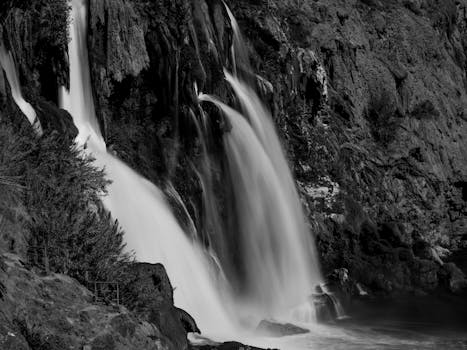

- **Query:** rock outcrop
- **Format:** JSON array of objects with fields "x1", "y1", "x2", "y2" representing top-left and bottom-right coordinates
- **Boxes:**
[
  {"x1": 121, "y1": 263, "x2": 200, "y2": 350},
  {"x1": 0, "y1": 253, "x2": 172, "y2": 350}
]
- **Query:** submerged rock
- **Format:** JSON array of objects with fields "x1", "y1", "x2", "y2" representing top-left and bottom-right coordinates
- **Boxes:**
[
  {"x1": 256, "y1": 320, "x2": 309, "y2": 337},
  {"x1": 193, "y1": 341, "x2": 275, "y2": 350}
]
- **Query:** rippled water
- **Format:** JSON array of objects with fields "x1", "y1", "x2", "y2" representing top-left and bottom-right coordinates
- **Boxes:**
[
  {"x1": 282, "y1": 323, "x2": 467, "y2": 350},
  {"x1": 192, "y1": 320, "x2": 467, "y2": 350}
]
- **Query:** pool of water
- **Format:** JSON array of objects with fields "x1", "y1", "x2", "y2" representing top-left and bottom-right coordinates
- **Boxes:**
[
  {"x1": 266, "y1": 321, "x2": 467, "y2": 350},
  {"x1": 192, "y1": 321, "x2": 467, "y2": 350},
  {"x1": 192, "y1": 295, "x2": 467, "y2": 349}
]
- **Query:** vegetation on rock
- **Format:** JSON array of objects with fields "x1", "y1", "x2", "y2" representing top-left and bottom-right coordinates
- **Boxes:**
[{"x1": 0, "y1": 120, "x2": 131, "y2": 284}]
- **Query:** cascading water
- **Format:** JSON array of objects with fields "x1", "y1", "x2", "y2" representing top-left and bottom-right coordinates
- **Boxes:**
[
  {"x1": 188, "y1": 105, "x2": 226, "y2": 251},
  {"x1": 197, "y1": 3, "x2": 322, "y2": 323},
  {"x1": 199, "y1": 93, "x2": 319, "y2": 321},
  {"x1": 59, "y1": 0, "x2": 236, "y2": 337},
  {"x1": 223, "y1": 3, "x2": 250, "y2": 78},
  {"x1": 0, "y1": 42, "x2": 43, "y2": 135},
  {"x1": 59, "y1": 0, "x2": 323, "y2": 344}
]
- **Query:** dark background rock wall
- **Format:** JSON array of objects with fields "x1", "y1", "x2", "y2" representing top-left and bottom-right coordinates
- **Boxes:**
[{"x1": 229, "y1": 0, "x2": 467, "y2": 295}]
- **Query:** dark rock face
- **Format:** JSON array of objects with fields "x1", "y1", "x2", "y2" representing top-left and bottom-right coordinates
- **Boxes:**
[
  {"x1": 313, "y1": 292, "x2": 339, "y2": 323},
  {"x1": 0, "y1": 254, "x2": 170, "y2": 350},
  {"x1": 86, "y1": 0, "x2": 232, "y2": 244},
  {"x1": 227, "y1": 0, "x2": 467, "y2": 296},
  {"x1": 0, "y1": 0, "x2": 73, "y2": 137},
  {"x1": 83, "y1": 0, "x2": 467, "y2": 297},
  {"x1": 87, "y1": 0, "x2": 229, "y2": 178}
]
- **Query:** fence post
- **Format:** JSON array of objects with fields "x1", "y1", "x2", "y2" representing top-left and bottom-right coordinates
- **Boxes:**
[{"x1": 43, "y1": 243, "x2": 50, "y2": 274}]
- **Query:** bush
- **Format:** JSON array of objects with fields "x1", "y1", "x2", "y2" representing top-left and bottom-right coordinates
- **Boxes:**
[
  {"x1": 0, "y1": 121, "x2": 131, "y2": 283},
  {"x1": 0, "y1": 123, "x2": 31, "y2": 254}
]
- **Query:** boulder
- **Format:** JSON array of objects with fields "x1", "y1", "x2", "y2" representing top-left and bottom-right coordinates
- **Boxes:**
[
  {"x1": 194, "y1": 341, "x2": 276, "y2": 350},
  {"x1": 256, "y1": 320, "x2": 309, "y2": 337},
  {"x1": 121, "y1": 262, "x2": 199, "y2": 350}
]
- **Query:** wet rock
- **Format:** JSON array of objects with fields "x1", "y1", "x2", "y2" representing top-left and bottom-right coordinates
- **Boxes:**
[
  {"x1": 312, "y1": 285, "x2": 339, "y2": 323},
  {"x1": 176, "y1": 307, "x2": 200, "y2": 334},
  {"x1": 413, "y1": 258, "x2": 439, "y2": 291},
  {"x1": 313, "y1": 294, "x2": 338, "y2": 323},
  {"x1": 34, "y1": 99, "x2": 78, "y2": 142},
  {"x1": 325, "y1": 268, "x2": 369, "y2": 309},
  {"x1": 413, "y1": 241, "x2": 433, "y2": 260},
  {"x1": 439, "y1": 263, "x2": 467, "y2": 294},
  {"x1": 256, "y1": 320, "x2": 309, "y2": 337}
]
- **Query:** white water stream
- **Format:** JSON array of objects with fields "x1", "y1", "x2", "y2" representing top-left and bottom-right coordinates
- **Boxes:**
[{"x1": 59, "y1": 0, "x2": 236, "y2": 337}]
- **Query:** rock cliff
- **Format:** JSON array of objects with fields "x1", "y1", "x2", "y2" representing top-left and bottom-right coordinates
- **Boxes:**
[
  {"x1": 82, "y1": 0, "x2": 467, "y2": 295},
  {"x1": 222, "y1": 0, "x2": 467, "y2": 295},
  {"x1": 1, "y1": 0, "x2": 466, "y2": 319}
]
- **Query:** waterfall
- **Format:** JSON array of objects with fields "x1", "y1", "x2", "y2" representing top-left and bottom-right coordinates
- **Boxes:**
[
  {"x1": 0, "y1": 42, "x2": 43, "y2": 135},
  {"x1": 59, "y1": 0, "x2": 236, "y2": 336},
  {"x1": 199, "y1": 93, "x2": 319, "y2": 320},
  {"x1": 58, "y1": 0, "x2": 321, "y2": 340},
  {"x1": 223, "y1": 2, "x2": 250, "y2": 78},
  {"x1": 197, "y1": 4, "x2": 322, "y2": 322}
]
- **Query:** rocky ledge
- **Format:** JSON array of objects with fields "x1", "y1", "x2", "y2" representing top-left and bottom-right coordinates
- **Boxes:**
[
  {"x1": 0, "y1": 253, "x2": 269, "y2": 350},
  {"x1": 0, "y1": 253, "x2": 191, "y2": 350}
]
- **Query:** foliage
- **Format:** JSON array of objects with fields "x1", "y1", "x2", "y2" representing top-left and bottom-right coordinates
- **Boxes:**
[
  {"x1": 32, "y1": 0, "x2": 70, "y2": 65},
  {"x1": 0, "y1": 124, "x2": 30, "y2": 251},
  {"x1": 0, "y1": 121, "x2": 131, "y2": 283},
  {"x1": 0, "y1": 126, "x2": 27, "y2": 221},
  {"x1": 1, "y1": 0, "x2": 70, "y2": 91}
]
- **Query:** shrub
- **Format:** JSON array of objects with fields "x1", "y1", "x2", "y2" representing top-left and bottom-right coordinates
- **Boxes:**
[
  {"x1": 0, "y1": 123, "x2": 31, "y2": 254},
  {"x1": 0, "y1": 121, "x2": 131, "y2": 283},
  {"x1": 1, "y1": 0, "x2": 69, "y2": 48}
]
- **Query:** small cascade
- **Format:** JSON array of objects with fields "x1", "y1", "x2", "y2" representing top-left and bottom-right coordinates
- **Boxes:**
[
  {"x1": 320, "y1": 284, "x2": 347, "y2": 320},
  {"x1": 188, "y1": 106, "x2": 225, "y2": 252},
  {"x1": 59, "y1": 0, "x2": 237, "y2": 337},
  {"x1": 223, "y1": 2, "x2": 250, "y2": 77},
  {"x1": 0, "y1": 42, "x2": 43, "y2": 135},
  {"x1": 312, "y1": 284, "x2": 348, "y2": 323},
  {"x1": 164, "y1": 181, "x2": 198, "y2": 240}
]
